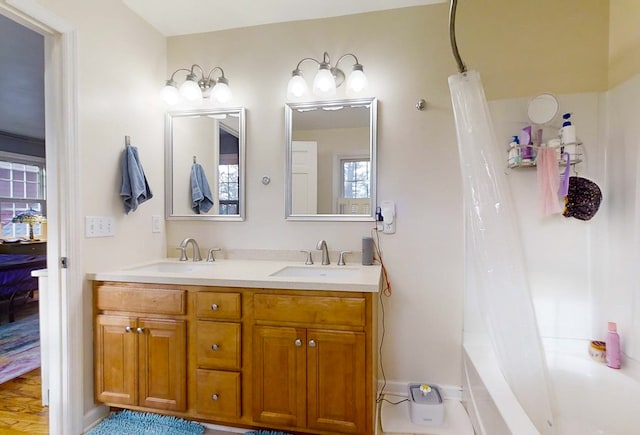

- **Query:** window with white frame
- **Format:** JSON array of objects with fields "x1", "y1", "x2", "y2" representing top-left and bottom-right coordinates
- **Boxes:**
[
  {"x1": 0, "y1": 153, "x2": 46, "y2": 239},
  {"x1": 341, "y1": 157, "x2": 370, "y2": 199}
]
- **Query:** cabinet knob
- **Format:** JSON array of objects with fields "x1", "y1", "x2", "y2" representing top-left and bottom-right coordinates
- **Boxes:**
[
  {"x1": 136, "y1": 327, "x2": 144, "y2": 334},
  {"x1": 211, "y1": 344, "x2": 220, "y2": 351},
  {"x1": 211, "y1": 393, "x2": 219, "y2": 401},
  {"x1": 308, "y1": 339, "x2": 316, "y2": 348},
  {"x1": 125, "y1": 326, "x2": 132, "y2": 333},
  {"x1": 294, "y1": 338, "x2": 302, "y2": 347},
  {"x1": 211, "y1": 303, "x2": 219, "y2": 311}
]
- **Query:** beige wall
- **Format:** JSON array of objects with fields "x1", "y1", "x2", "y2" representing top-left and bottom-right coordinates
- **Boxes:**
[
  {"x1": 609, "y1": 0, "x2": 640, "y2": 87},
  {"x1": 457, "y1": 0, "x2": 609, "y2": 98},
  {"x1": 167, "y1": 4, "x2": 466, "y2": 387}
]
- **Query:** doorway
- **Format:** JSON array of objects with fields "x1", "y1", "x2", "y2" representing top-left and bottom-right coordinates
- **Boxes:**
[
  {"x1": 0, "y1": 2, "x2": 78, "y2": 434},
  {"x1": 0, "y1": 6, "x2": 47, "y2": 373}
]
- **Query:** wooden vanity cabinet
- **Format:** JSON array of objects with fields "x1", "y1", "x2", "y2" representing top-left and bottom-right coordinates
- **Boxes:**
[
  {"x1": 93, "y1": 282, "x2": 378, "y2": 435},
  {"x1": 94, "y1": 284, "x2": 187, "y2": 412},
  {"x1": 252, "y1": 292, "x2": 375, "y2": 435}
]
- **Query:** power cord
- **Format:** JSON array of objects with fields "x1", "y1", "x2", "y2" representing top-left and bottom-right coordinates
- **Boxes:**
[{"x1": 372, "y1": 227, "x2": 395, "y2": 405}]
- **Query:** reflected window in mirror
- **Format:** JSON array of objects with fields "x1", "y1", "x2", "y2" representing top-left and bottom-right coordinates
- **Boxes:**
[
  {"x1": 165, "y1": 108, "x2": 245, "y2": 221},
  {"x1": 285, "y1": 98, "x2": 377, "y2": 221}
]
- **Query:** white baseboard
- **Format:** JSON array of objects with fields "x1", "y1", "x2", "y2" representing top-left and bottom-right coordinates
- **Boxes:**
[{"x1": 83, "y1": 404, "x2": 109, "y2": 433}]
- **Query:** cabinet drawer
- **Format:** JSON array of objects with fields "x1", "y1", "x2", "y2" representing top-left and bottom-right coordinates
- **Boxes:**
[
  {"x1": 95, "y1": 285, "x2": 186, "y2": 315},
  {"x1": 254, "y1": 294, "x2": 365, "y2": 327},
  {"x1": 195, "y1": 369, "x2": 241, "y2": 418},
  {"x1": 195, "y1": 292, "x2": 241, "y2": 320},
  {"x1": 196, "y1": 321, "x2": 241, "y2": 370}
]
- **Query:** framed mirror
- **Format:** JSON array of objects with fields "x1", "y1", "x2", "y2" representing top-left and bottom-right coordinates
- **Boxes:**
[
  {"x1": 165, "y1": 107, "x2": 245, "y2": 221},
  {"x1": 285, "y1": 97, "x2": 377, "y2": 221}
]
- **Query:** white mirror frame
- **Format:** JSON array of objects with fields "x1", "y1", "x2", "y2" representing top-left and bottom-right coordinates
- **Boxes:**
[
  {"x1": 165, "y1": 107, "x2": 246, "y2": 221},
  {"x1": 285, "y1": 97, "x2": 377, "y2": 221}
]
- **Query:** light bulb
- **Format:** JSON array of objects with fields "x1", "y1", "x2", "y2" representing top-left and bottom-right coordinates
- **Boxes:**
[
  {"x1": 179, "y1": 79, "x2": 202, "y2": 101},
  {"x1": 160, "y1": 84, "x2": 180, "y2": 105},
  {"x1": 287, "y1": 71, "x2": 308, "y2": 99},
  {"x1": 210, "y1": 77, "x2": 232, "y2": 103},
  {"x1": 211, "y1": 82, "x2": 232, "y2": 103},
  {"x1": 346, "y1": 67, "x2": 368, "y2": 95},
  {"x1": 312, "y1": 66, "x2": 336, "y2": 97}
]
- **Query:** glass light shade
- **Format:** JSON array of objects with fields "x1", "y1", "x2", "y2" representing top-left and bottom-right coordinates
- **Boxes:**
[
  {"x1": 287, "y1": 74, "x2": 308, "y2": 98},
  {"x1": 312, "y1": 67, "x2": 336, "y2": 97},
  {"x1": 179, "y1": 79, "x2": 202, "y2": 101},
  {"x1": 210, "y1": 81, "x2": 232, "y2": 103},
  {"x1": 160, "y1": 84, "x2": 180, "y2": 105},
  {"x1": 346, "y1": 69, "x2": 368, "y2": 95}
]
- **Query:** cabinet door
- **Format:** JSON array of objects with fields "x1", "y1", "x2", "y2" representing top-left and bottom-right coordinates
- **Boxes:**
[
  {"x1": 307, "y1": 329, "x2": 366, "y2": 434},
  {"x1": 138, "y1": 318, "x2": 187, "y2": 411},
  {"x1": 253, "y1": 325, "x2": 306, "y2": 428},
  {"x1": 95, "y1": 315, "x2": 137, "y2": 406}
]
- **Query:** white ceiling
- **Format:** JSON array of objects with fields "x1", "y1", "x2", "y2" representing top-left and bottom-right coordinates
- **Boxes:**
[{"x1": 123, "y1": 0, "x2": 446, "y2": 36}]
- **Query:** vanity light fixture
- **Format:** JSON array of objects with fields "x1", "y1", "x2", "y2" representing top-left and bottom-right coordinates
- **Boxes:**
[
  {"x1": 287, "y1": 52, "x2": 368, "y2": 99},
  {"x1": 161, "y1": 64, "x2": 232, "y2": 105}
]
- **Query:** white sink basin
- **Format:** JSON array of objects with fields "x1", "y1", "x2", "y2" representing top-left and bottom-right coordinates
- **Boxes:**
[
  {"x1": 127, "y1": 262, "x2": 213, "y2": 273},
  {"x1": 270, "y1": 266, "x2": 359, "y2": 279}
]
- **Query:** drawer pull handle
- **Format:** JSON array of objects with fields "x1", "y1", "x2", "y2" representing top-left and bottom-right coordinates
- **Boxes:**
[
  {"x1": 125, "y1": 326, "x2": 132, "y2": 333},
  {"x1": 211, "y1": 344, "x2": 220, "y2": 351},
  {"x1": 294, "y1": 339, "x2": 302, "y2": 347},
  {"x1": 136, "y1": 327, "x2": 144, "y2": 334},
  {"x1": 211, "y1": 393, "x2": 219, "y2": 401},
  {"x1": 211, "y1": 303, "x2": 219, "y2": 311},
  {"x1": 308, "y1": 339, "x2": 316, "y2": 348}
]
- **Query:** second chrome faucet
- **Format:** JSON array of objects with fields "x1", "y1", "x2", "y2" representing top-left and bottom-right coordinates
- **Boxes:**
[{"x1": 316, "y1": 239, "x2": 330, "y2": 265}]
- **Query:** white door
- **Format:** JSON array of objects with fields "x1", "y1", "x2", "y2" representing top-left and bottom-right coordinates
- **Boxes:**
[{"x1": 291, "y1": 141, "x2": 317, "y2": 214}]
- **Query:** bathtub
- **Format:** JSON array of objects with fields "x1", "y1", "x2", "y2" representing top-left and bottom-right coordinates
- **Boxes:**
[{"x1": 463, "y1": 336, "x2": 640, "y2": 434}]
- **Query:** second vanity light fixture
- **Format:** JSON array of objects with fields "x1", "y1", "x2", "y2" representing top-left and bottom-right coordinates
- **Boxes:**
[
  {"x1": 287, "y1": 51, "x2": 368, "y2": 99},
  {"x1": 161, "y1": 64, "x2": 232, "y2": 105}
]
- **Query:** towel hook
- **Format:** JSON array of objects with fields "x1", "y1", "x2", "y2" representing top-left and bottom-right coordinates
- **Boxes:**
[
  {"x1": 193, "y1": 155, "x2": 197, "y2": 164},
  {"x1": 125, "y1": 136, "x2": 131, "y2": 147}
]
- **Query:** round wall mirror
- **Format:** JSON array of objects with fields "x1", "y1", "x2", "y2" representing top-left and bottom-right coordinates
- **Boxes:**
[{"x1": 527, "y1": 93, "x2": 559, "y2": 125}]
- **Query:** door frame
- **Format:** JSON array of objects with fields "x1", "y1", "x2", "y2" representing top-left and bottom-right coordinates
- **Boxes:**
[{"x1": 1, "y1": 1, "x2": 80, "y2": 434}]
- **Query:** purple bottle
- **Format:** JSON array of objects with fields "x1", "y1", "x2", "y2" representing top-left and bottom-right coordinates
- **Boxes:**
[{"x1": 606, "y1": 322, "x2": 621, "y2": 369}]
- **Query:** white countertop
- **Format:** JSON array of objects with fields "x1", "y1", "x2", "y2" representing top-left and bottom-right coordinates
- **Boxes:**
[{"x1": 87, "y1": 259, "x2": 382, "y2": 292}]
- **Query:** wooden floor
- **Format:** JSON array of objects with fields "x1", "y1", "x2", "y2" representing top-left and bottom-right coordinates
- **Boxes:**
[{"x1": 0, "y1": 368, "x2": 48, "y2": 434}]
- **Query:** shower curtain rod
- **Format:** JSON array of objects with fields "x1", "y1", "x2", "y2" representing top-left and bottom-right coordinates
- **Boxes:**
[{"x1": 449, "y1": 0, "x2": 467, "y2": 74}]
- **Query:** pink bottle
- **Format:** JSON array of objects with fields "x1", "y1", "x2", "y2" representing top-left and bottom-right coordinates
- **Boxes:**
[{"x1": 605, "y1": 322, "x2": 621, "y2": 369}]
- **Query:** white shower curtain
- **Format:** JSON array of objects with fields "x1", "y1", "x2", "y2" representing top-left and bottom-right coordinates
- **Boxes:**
[{"x1": 449, "y1": 71, "x2": 555, "y2": 434}]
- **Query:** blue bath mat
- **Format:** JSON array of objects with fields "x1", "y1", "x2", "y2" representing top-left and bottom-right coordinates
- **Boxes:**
[
  {"x1": 86, "y1": 410, "x2": 205, "y2": 435},
  {"x1": 245, "y1": 431, "x2": 292, "y2": 435}
]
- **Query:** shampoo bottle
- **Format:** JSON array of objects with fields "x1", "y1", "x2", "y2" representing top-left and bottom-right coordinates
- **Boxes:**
[
  {"x1": 605, "y1": 322, "x2": 621, "y2": 369},
  {"x1": 560, "y1": 113, "x2": 576, "y2": 146}
]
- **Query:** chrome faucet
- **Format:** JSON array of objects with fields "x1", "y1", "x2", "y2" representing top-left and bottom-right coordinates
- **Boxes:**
[
  {"x1": 177, "y1": 238, "x2": 202, "y2": 262},
  {"x1": 316, "y1": 239, "x2": 330, "y2": 265}
]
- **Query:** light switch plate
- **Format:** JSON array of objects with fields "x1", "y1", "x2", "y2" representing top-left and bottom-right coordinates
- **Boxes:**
[{"x1": 152, "y1": 215, "x2": 162, "y2": 233}]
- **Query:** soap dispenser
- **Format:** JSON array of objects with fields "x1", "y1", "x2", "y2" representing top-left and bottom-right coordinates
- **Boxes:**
[{"x1": 508, "y1": 136, "x2": 521, "y2": 166}]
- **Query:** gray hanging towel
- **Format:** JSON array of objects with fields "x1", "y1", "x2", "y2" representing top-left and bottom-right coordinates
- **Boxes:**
[
  {"x1": 120, "y1": 145, "x2": 153, "y2": 214},
  {"x1": 191, "y1": 163, "x2": 214, "y2": 214}
]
